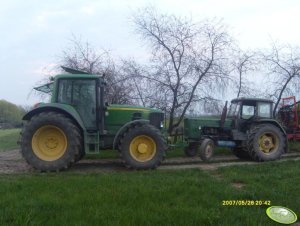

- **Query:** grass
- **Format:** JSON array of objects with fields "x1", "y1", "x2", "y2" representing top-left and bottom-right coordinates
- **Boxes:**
[
  {"x1": 0, "y1": 160, "x2": 299, "y2": 226},
  {"x1": 289, "y1": 140, "x2": 300, "y2": 152},
  {"x1": 0, "y1": 129, "x2": 300, "y2": 225},
  {"x1": 0, "y1": 129, "x2": 20, "y2": 151}
]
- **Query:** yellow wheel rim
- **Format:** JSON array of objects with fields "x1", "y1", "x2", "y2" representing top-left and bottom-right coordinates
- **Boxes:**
[
  {"x1": 129, "y1": 135, "x2": 157, "y2": 162},
  {"x1": 32, "y1": 125, "x2": 67, "y2": 161},
  {"x1": 258, "y1": 133, "x2": 279, "y2": 154}
]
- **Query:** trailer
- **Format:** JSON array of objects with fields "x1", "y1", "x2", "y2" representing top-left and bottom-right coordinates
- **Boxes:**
[{"x1": 278, "y1": 96, "x2": 300, "y2": 140}]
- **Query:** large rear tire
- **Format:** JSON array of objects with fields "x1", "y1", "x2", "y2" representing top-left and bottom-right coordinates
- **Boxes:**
[
  {"x1": 119, "y1": 124, "x2": 166, "y2": 169},
  {"x1": 247, "y1": 124, "x2": 285, "y2": 161},
  {"x1": 21, "y1": 112, "x2": 82, "y2": 171}
]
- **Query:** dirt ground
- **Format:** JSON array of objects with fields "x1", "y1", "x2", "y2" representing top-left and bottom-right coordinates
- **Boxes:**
[{"x1": 0, "y1": 149, "x2": 300, "y2": 174}]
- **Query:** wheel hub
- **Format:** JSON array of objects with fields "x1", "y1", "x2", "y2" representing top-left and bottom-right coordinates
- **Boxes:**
[
  {"x1": 259, "y1": 134, "x2": 276, "y2": 153},
  {"x1": 138, "y1": 143, "x2": 148, "y2": 154},
  {"x1": 45, "y1": 137, "x2": 58, "y2": 149},
  {"x1": 205, "y1": 145, "x2": 213, "y2": 155},
  {"x1": 32, "y1": 125, "x2": 67, "y2": 161},
  {"x1": 129, "y1": 135, "x2": 157, "y2": 162}
]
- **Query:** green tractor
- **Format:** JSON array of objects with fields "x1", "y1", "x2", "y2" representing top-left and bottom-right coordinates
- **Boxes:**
[
  {"x1": 20, "y1": 67, "x2": 167, "y2": 171},
  {"x1": 183, "y1": 98, "x2": 288, "y2": 161}
]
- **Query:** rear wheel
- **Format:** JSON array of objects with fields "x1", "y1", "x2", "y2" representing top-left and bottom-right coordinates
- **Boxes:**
[
  {"x1": 247, "y1": 124, "x2": 285, "y2": 161},
  {"x1": 119, "y1": 124, "x2": 166, "y2": 169},
  {"x1": 199, "y1": 139, "x2": 214, "y2": 162},
  {"x1": 21, "y1": 112, "x2": 82, "y2": 171}
]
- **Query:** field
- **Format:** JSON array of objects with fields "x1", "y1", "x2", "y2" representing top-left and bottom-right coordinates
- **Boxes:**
[
  {"x1": 0, "y1": 129, "x2": 20, "y2": 151},
  {"x1": 0, "y1": 129, "x2": 299, "y2": 225},
  {"x1": 1, "y1": 161, "x2": 299, "y2": 226}
]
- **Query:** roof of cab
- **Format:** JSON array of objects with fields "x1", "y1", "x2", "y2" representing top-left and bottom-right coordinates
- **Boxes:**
[
  {"x1": 231, "y1": 97, "x2": 273, "y2": 103},
  {"x1": 55, "y1": 73, "x2": 101, "y2": 79}
]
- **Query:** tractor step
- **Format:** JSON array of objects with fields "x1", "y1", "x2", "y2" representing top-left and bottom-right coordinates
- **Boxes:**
[{"x1": 84, "y1": 132, "x2": 100, "y2": 153}]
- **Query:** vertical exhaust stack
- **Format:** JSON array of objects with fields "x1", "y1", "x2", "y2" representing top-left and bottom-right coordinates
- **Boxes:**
[{"x1": 220, "y1": 101, "x2": 228, "y2": 128}]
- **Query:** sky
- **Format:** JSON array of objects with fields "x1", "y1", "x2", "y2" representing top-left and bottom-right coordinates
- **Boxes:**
[{"x1": 0, "y1": 0, "x2": 300, "y2": 106}]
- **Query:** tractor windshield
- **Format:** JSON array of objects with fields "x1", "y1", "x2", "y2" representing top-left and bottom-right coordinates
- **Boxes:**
[{"x1": 228, "y1": 102, "x2": 240, "y2": 117}]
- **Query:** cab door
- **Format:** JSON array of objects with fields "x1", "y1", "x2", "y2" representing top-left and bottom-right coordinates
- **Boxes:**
[
  {"x1": 57, "y1": 79, "x2": 97, "y2": 130},
  {"x1": 237, "y1": 103, "x2": 256, "y2": 132}
]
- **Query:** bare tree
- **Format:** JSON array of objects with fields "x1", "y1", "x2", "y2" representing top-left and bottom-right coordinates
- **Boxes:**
[
  {"x1": 230, "y1": 50, "x2": 258, "y2": 98},
  {"x1": 60, "y1": 36, "x2": 133, "y2": 104},
  {"x1": 133, "y1": 7, "x2": 233, "y2": 133},
  {"x1": 263, "y1": 43, "x2": 300, "y2": 117},
  {"x1": 119, "y1": 59, "x2": 170, "y2": 109}
]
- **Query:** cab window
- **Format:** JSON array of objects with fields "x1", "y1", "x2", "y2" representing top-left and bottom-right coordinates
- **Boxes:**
[
  {"x1": 257, "y1": 102, "x2": 271, "y2": 118},
  {"x1": 228, "y1": 102, "x2": 240, "y2": 117},
  {"x1": 241, "y1": 105, "x2": 255, "y2": 119}
]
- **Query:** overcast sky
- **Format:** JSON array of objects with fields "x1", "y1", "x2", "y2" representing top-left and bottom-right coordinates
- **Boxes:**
[{"x1": 1, "y1": 0, "x2": 300, "y2": 106}]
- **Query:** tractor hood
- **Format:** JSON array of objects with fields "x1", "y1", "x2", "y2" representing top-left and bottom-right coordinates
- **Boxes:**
[
  {"x1": 105, "y1": 104, "x2": 164, "y2": 135},
  {"x1": 186, "y1": 115, "x2": 232, "y2": 128},
  {"x1": 184, "y1": 115, "x2": 232, "y2": 139},
  {"x1": 107, "y1": 104, "x2": 162, "y2": 113},
  {"x1": 106, "y1": 104, "x2": 162, "y2": 127}
]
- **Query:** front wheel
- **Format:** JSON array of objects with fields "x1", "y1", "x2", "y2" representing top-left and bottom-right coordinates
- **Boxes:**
[
  {"x1": 247, "y1": 124, "x2": 286, "y2": 161},
  {"x1": 199, "y1": 139, "x2": 214, "y2": 162},
  {"x1": 119, "y1": 124, "x2": 166, "y2": 169}
]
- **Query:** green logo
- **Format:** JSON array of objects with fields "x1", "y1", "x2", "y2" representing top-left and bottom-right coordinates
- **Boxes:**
[{"x1": 266, "y1": 206, "x2": 298, "y2": 224}]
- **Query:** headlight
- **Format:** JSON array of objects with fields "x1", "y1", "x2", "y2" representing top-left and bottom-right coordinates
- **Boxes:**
[
  {"x1": 198, "y1": 126, "x2": 202, "y2": 130},
  {"x1": 160, "y1": 121, "x2": 164, "y2": 128}
]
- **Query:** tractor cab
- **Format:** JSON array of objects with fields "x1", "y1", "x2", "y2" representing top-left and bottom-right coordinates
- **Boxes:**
[{"x1": 227, "y1": 98, "x2": 273, "y2": 132}]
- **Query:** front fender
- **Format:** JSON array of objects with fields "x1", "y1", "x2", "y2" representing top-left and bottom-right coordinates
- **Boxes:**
[{"x1": 112, "y1": 119, "x2": 149, "y2": 150}]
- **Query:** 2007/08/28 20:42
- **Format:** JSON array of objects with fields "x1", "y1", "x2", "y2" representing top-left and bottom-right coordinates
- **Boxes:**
[{"x1": 222, "y1": 200, "x2": 271, "y2": 206}]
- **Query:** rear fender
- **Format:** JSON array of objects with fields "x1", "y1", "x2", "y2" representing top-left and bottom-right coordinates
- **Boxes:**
[
  {"x1": 256, "y1": 119, "x2": 286, "y2": 135},
  {"x1": 23, "y1": 103, "x2": 85, "y2": 131}
]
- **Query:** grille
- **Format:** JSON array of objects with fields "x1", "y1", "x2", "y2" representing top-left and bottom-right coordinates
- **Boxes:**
[{"x1": 149, "y1": 112, "x2": 164, "y2": 129}]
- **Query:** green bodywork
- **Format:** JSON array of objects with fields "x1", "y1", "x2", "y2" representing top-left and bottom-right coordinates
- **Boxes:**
[
  {"x1": 106, "y1": 104, "x2": 161, "y2": 135},
  {"x1": 24, "y1": 73, "x2": 164, "y2": 153},
  {"x1": 184, "y1": 116, "x2": 232, "y2": 140},
  {"x1": 104, "y1": 105, "x2": 162, "y2": 149}
]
